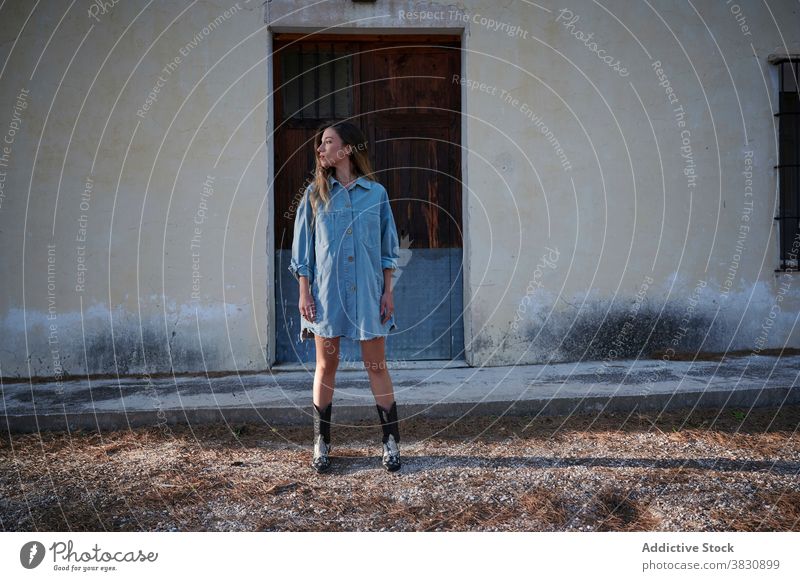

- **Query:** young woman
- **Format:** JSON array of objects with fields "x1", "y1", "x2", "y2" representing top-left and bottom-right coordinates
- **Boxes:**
[{"x1": 289, "y1": 120, "x2": 402, "y2": 473}]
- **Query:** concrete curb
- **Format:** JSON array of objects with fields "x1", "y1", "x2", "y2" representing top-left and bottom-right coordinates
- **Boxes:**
[{"x1": 5, "y1": 385, "x2": 797, "y2": 434}]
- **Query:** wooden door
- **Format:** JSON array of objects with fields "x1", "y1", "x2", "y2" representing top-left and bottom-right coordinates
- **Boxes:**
[{"x1": 274, "y1": 34, "x2": 463, "y2": 363}]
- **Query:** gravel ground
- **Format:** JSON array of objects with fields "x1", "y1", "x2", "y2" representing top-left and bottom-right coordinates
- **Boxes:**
[{"x1": 1, "y1": 404, "x2": 799, "y2": 531}]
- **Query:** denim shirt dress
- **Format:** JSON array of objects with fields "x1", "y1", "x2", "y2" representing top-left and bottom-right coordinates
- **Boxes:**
[{"x1": 289, "y1": 175, "x2": 400, "y2": 342}]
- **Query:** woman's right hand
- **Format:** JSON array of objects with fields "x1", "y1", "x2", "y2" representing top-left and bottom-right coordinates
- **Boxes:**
[{"x1": 299, "y1": 289, "x2": 316, "y2": 323}]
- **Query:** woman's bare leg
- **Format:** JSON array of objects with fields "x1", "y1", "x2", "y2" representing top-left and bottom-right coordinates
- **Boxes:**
[
  {"x1": 313, "y1": 335, "x2": 340, "y2": 408},
  {"x1": 360, "y1": 336, "x2": 394, "y2": 410}
]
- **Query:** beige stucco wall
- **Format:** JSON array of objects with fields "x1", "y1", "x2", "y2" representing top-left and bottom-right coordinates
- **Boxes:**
[
  {"x1": 0, "y1": 1, "x2": 268, "y2": 378},
  {"x1": 1, "y1": 0, "x2": 799, "y2": 378}
]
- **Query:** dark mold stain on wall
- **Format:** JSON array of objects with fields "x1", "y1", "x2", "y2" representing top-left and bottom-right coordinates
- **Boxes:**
[
  {"x1": 475, "y1": 300, "x2": 724, "y2": 365},
  {"x1": 83, "y1": 323, "x2": 220, "y2": 376}
]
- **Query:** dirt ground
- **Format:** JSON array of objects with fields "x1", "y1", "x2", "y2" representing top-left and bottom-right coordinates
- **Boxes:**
[{"x1": 1, "y1": 404, "x2": 799, "y2": 531}]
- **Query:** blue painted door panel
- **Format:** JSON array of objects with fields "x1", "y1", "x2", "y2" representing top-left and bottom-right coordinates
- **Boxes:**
[{"x1": 276, "y1": 248, "x2": 463, "y2": 363}]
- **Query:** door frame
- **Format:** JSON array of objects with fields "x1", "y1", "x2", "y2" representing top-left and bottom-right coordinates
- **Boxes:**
[{"x1": 266, "y1": 27, "x2": 471, "y2": 367}]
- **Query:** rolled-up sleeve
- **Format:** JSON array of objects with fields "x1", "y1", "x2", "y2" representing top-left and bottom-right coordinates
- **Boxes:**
[
  {"x1": 289, "y1": 186, "x2": 315, "y2": 284},
  {"x1": 380, "y1": 186, "x2": 400, "y2": 271}
]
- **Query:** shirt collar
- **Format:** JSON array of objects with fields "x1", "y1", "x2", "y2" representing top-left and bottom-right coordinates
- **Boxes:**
[{"x1": 328, "y1": 174, "x2": 372, "y2": 190}]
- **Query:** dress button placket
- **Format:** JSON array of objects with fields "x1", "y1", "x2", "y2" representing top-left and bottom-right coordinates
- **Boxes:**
[{"x1": 343, "y1": 187, "x2": 356, "y2": 316}]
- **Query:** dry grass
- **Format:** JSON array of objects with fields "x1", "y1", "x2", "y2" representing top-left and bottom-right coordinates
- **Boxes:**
[
  {"x1": 585, "y1": 485, "x2": 658, "y2": 531},
  {"x1": 1, "y1": 404, "x2": 798, "y2": 531},
  {"x1": 711, "y1": 489, "x2": 800, "y2": 531},
  {"x1": 518, "y1": 485, "x2": 572, "y2": 527}
]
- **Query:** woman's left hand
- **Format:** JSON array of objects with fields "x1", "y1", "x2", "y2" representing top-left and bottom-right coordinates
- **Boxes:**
[{"x1": 380, "y1": 290, "x2": 394, "y2": 324}]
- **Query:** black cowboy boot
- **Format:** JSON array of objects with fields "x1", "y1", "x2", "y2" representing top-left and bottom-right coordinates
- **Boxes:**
[
  {"x1": 312, "y1": 401, "x2": 332, "y2": 473},
  {"x1": 375, "y1": 400, "x2": 401, "y2": 472}
]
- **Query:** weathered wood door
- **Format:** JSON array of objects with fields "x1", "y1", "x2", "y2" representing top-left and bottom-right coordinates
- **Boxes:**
[{"x1": 274, "y1": 34, "x2": 463, "y2": 363}]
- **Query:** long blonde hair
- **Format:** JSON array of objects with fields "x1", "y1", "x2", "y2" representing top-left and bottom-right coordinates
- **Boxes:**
[{"x1": 308, "y1": 121, "x2": 375, "y2": 215}]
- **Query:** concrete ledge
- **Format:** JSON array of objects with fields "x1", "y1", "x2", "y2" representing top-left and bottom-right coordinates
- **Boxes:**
[
  {"x1": 4, "y1": 355, "x2": 798, "y2": 433},
  {"x1": 4, "y1": 384, "x2": 797, "y2": 434}
]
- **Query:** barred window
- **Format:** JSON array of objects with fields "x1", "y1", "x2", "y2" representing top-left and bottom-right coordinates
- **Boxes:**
[
  {"x1": 280, "y1": 45, "x2": 353, "y2": 120},
  {"x1": 775, "y1": 58, "x2": 800, "y2": 271}
]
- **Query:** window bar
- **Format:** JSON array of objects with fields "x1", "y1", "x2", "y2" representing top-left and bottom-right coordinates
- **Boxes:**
[
  {"x1": 314, "y1": 45, "x2": 320, "y2": 119},
  {"x1": 297, "y1": 46, "x2": 304, "y2": 119},
  {"x1": 330, "y1": 42, "x2": 336, "y2": 120}
]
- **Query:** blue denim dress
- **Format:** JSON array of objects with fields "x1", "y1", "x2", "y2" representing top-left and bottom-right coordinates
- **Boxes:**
[{"x1": 289, "y1": 175, "x2": 400, "y2": 342}]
